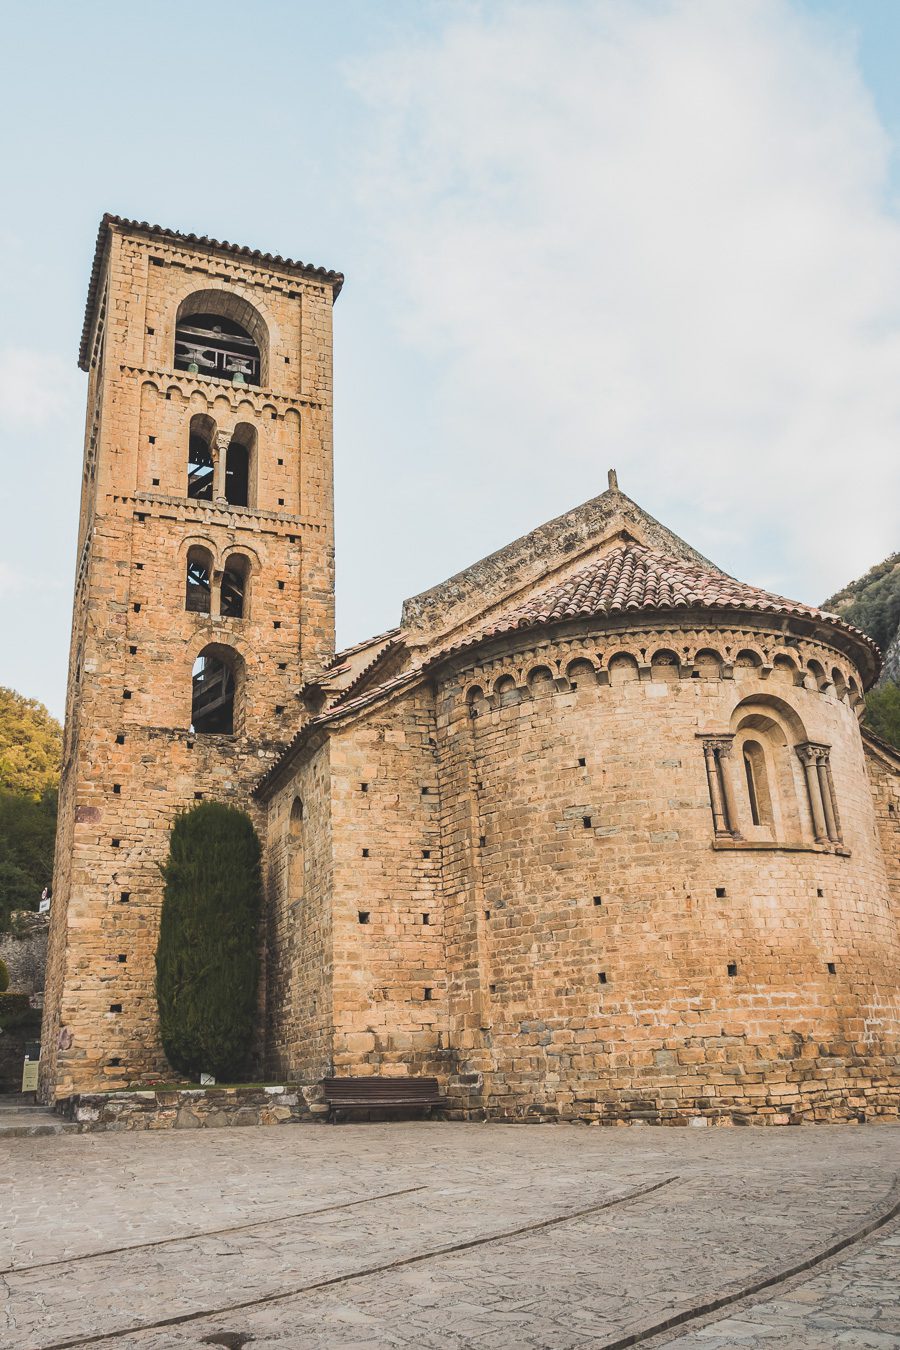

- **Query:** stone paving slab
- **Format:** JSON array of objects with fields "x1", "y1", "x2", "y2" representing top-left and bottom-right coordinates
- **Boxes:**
[{"x1": 1, "y1": 1122, "x2": 898, "y2": 1350}]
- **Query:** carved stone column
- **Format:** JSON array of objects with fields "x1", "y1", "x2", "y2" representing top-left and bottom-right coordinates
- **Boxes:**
[
  {"x1": 815, "y1": 747, "x2": 840, "y2": 843},
  {"x1": 715, "y1": 738, "x2": 742, "y2": 840},
  {"x1": 698, "y1": 734, "x2": 736, "y2": 836},
  {"x1": 213, "y1": 429, "x2": 230, "y2": 506},
  {"x1": 797, "y1": 743, "x2": 828, "y2": 843}
]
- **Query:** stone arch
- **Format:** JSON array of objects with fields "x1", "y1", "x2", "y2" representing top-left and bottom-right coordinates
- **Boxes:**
[
  {"x1": 693, "y1": 647, "x2": 724, "y2": 679},
  {"x1": 174, "y1": 288, "x2": 270, "y2": 387},
  {"x1": 806, "y1": 658, "x2": 829, "y2": 692},
  {"x1": 224, "y1": 422, "x2": 257, "y2": 508},
  {"x1": 185, "y1": 544, "x2": 214, "y2": 615},
  {"x1": 190, "y1": 641, "x2": 246, "y2": 735},
  {"x1": 734, "y1": 647, "x2": 764, "y2": 670},
  {"x1": 607, "y1": 652, "x2": 640, "y2": 686},
  {"x1": 221, "y1": 552, "x2": 252, "y2": 619},
  {"x1": 729, "y1": 693, "x2": 809, "y2": 840},
  {"x1": 847, "y1": 675, "x2": 863, "y2": 710},
  {"x1": 565, "y1": 657, "x2": 596, "y2": 690},
  {"x1": 465, "y1": 684, "x2": 487, "y2": 718},
  {"x1": 771, "y1": 652, "x2": 802, "y2": 686},
  {"x1": 650, "y1": 648, "x2": 681, "y2": 682},
  {"x1": 288, "y1": 795, "x2": 305, "y2": 898},
  {"x1": 187, "y1": 413, "x2": 216, "y2": 501},
  {"x1": 526, "y1": 665, "x2": 555, "y2": 696},
  {"x1": 493, "y1": 673, "x2": 519, "y2": 706},
  {"x1": 831, "y1": 666, "x2": 848, "y2": 700}
]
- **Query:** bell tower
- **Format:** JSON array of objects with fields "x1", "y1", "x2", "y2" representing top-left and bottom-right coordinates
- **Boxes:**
[{"x1": 41, "y1": 216, "x2": 342, "y2": 1100}]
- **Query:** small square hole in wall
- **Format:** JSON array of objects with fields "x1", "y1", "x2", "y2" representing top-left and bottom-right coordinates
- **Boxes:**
[
  {"x1": 578, "y1": 757, "x2": 586, "y2": 767},
  {"x1": 277, "y1": 580, "x2": 285, "y2": 591},
  {"x1": 275, "y1": 705, "x2": 285, "y2": 715},
  {"x1": 362, "y1": 848, "x2": 369, "y2": 858},
  {"x1": 194, "y1": 791, "x2": 203, "y2": 800},
  {"x1": 716, "y1": 887, "x2": 727, "y2": 898},
  {"x1": 479, "y1": 835, "x2": 486, "y2": 848},
  {"x1": 288, "y1": 535, "x2": 296, "y2": 543},
  {"x1": 186, "y1": 739, "x2": 194, "y2": 749},
  {"x1": 152, "y1": 478, "x2": 159, "y2": 486},
  {"x1": 489, "y1": 983, "x2": 496, "y2": 993},
  {"x1": 135, "y1": 562, "x2": 144, "y2": 570},
  {"x1": 284, "y1": 355, "x2": 290, "y2": 364},
  {"x1": 270, "y1": 411, "x2": 277, "y2": 420},
  {"x1": 120, "y1": 892, "x2": 130, "y2": 903},
  {"x1": 827, "y1": 961, "x2": 837, "y2": 975},
  {"x1": 123, "y1": 690, "x2": 132, "y2": 699},
  {"x1": 422, "y1": 913, "x2": 430, "y2": 925},
  {"x1": 277, "y1": 662, "x2": 287, "y2": 670},
  {"x1": 148, "y1": 435, "x2": 156, "y2": 444},
  {"x1": 133, "y1": 602, "x2": 141, "y2": 613},
  {"x1": 358, "y1": 911, "x2": 370, "y2": 924},
  {"x1": 129, "y1": 646, "x2": 137, "y2": 655},
  {"x1": 109, "y1": 1004, "x2": 122, "y2": 1014},
  {"x1": 117, "y1": 954, "x2": 127, "y2": 963},
  {"x1": 109, "y1": 1057, "x2": 122, "y2": 1067},
  {"x1": 361, "y1": 782, "x2": 369, "y2": 792},
  {"x1": 111, "y1": 838, "x2": 121, "y2": 849},
  {"x1": 727, "y1": 962, "x2": 738, "y2": 977},
  {"x1": 422, "y1": 849, "x2": 430, "y2": 859},
  {"x1": 273, "y1": 621, "x2": 281, "y2": 629},
  {"x1": 146, "y1": 327, "x2": 154, "y2": 336},
  {"x1": 112, "y1": 784, "x2": 121, "y2": 795},
  {"x1": 817, "y1": 887, "x2": 824, "y2": 898},
  {"x1": 115, "y1": 734, "x2": 125, "y2": 745},
  {"x1": 598, "y1": 971, "x2": 607, "y2": 985},
  {"x1": 583, "y1": 816, "x2": 592, "y2": 829},
  {"x1": 421, "y1": 786, "x2": 430, "y2": 795},
  {"x1": 423, "y1": 987, "x2": 433, "y2": 1001},
  {"x1": 593, "y1": 896, "x2": 603, "y2": 906},
  {"x1": 484, "y1": 909, "x2": 491, "y2": 920},
  {"x1": 278, "y1": 498, "x2": 285, "y2": 506},
  {"x1": 277, "y1": 458, "x2": 284, "y2": 466}
]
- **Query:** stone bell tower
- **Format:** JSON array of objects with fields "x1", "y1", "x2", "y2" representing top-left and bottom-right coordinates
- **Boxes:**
[{"x1": 40, "y1": 215, "x2": 342, "y2": 1101}]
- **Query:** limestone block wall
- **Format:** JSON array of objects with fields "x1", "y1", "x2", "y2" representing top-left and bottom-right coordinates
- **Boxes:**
[
  {"x1": 265, "y1": 741, "x2": 335, "y2": 1082},
  {"x1": 435, "y1": 620, "x2": 900, "y2": 1123},
  {"x1": 264, "y1": 688, "x2": 448, "y2": 1082},
  {"x1": 42, "y1": 221, "x2": 339, "y2": 1101},
  {"x1": 864, "y1": 737, "x2": 900, "y2": 918},
  {"x1": 0, "y1": 914, "x2": 49, "y2": 998}
]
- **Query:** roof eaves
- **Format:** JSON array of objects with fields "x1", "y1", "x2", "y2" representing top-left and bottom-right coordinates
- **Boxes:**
[{"x1": 79, "y1": 214, "x2": 345, "y2": 370}]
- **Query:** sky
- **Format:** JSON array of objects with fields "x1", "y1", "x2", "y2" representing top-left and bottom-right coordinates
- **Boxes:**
[{"x1": 1, "y1": 0, "x2": 899, "y2": 720}]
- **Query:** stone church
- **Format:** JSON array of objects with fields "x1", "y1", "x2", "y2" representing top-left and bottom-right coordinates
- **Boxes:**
[{"x1": 41, "y1": 216, "x2": 900, "y2": 1123}]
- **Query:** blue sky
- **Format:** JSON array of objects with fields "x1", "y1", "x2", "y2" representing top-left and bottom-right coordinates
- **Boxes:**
[{"x1": 1, "y1": 0, "x2": 899, "y2": 718}]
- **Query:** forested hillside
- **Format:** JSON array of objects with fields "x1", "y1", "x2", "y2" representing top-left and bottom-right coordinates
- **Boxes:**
[
  {"x1": 823, "y1": 553, "x2": 900, "y2": 748},
  {"x1": 0, "y1": 688, "x2": 62, "y2": 931}
]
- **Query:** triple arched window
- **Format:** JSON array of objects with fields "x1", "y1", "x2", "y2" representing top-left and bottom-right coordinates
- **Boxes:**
[{"x1": 184, "y1": 549, "x2": 251, "y2": 620}]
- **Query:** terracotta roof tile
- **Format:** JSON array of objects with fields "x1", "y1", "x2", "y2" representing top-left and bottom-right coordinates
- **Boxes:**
[{"x1": 437, "y1": 542, "x2": 880, "y2": 665}]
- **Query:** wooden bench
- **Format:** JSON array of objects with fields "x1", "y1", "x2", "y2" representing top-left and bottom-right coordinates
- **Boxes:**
[{"x1": 320, "y1": 1076, "x2": 442, "y2": 1122}]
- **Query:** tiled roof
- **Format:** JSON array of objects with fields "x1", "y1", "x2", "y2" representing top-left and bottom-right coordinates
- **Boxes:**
[
  {"x1": 436, "y1": 542, "x2": 881, "y2": 666},
  {"x1": 79, "y1": 214, "x2": 344, "y2": 370}
]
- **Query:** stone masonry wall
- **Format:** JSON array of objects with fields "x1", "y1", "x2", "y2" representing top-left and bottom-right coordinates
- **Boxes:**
[
  {"x1": 42, "y1": 223, "x2": 338, "y2": 1101},
  {"x1": 0, "y1": 913, "x2": 49, "y2": 998},
  {"x1": 435, "y1": 619, "x2": 900, "y2": 1123},
  {"x1": 865, "y1": 738, "x2": 900, "y2": 919}
]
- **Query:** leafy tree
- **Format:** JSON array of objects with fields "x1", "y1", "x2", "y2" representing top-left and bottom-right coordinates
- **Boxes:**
[
  {"x1": 0, "y1": 788, "x2": 57, "y2": 931},
  {"x1": 824, "y1": 555, "x2": 900, "y2": 655},
  {"x1": 864, "y1": 681, "x2": 900, "y2": 751},
  {"x1": 155, "y1": 803, "x2": 262, "y2": 1081},
  {"x1": 0, "y1": 688, "x2": 63, "y2": 798}
]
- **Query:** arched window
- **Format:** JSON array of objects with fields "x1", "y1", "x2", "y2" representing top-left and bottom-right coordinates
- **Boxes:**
[
  {"x1": 174, "y1": 290, "x2": 267, "y2": 387},
  {"x1": 221, "y1": 554, "x2": 250, "y2": 619},
  {"x1": 224, "y1": 424, "x2": 256, "y2": 508},
  {"x1": 185, "y1": 546, "x2": 213, "y2": 614},
  {"x1": 187, "y1": 414, "x2": 215, "y2": 501},
  {"x1": 191, "y1": 645, "x2": 242, "y2": 734},
  {"x1": 289, "y1": 796, "x2": 304, "y2": 898},
  {"x1": 742, "y1": 740, "x2": 774, "y2": 828}
]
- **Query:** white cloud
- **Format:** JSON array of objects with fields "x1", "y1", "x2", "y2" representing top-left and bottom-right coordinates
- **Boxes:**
[{"x1": 349, "y1": 0, "x2": 900, "y2": 603}]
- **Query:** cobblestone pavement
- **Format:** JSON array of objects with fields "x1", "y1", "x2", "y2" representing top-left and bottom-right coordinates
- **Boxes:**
[{"x1": 1, "y1": 1122, "x2": 898, "y2": 1349}]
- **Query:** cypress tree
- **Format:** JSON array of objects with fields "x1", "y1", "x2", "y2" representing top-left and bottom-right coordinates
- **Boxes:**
[{"x1": 155, "y1": 802, "x2": 262, "y2": 1081}]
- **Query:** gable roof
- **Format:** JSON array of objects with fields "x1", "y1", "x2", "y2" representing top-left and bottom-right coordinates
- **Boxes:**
[{"x1": 79, "y1": 214, "x2": 344, "y2": 371}]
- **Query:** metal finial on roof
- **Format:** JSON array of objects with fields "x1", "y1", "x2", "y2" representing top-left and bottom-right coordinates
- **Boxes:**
[{"x1": 608, "y1": 468, "x2": 619, "y2": 490}]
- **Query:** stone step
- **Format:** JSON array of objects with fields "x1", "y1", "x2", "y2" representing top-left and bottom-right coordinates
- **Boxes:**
[{"x1": 0, "y1": 1102, "x2": 82, "y2": 1137}]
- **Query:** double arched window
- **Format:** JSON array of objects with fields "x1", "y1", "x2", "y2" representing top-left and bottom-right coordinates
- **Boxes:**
[
  {"x1": 183, "y1": 549, "x2": 252, "y2": 620},
  {"x1": 186, "y1": 415, "x2": 257, "y2": 508}
]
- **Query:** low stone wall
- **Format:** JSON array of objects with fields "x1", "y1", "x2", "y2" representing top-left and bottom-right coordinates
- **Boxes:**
[{"x1": 55, "y1": 1084, "x2": 328, "y2": 1131}]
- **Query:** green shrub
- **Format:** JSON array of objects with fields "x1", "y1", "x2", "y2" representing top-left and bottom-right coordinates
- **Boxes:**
[
  {"x1": 865, "y1": 680, "x2": 900, "y2": 750},
  {"x1": 155, "y1": 803, "x2": 262, "y2": 1081},
  {"x1": 0, "y1": 958, "x2": 8, "y2": 993},
  {"x1": 0, "y1": 992, "x2": 41, "y2": 1032}
]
